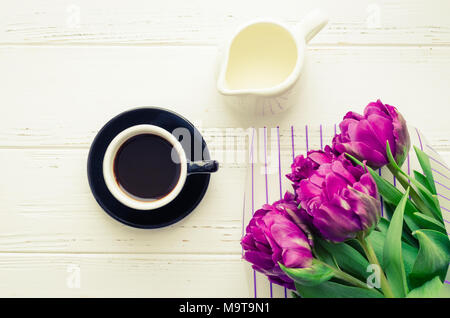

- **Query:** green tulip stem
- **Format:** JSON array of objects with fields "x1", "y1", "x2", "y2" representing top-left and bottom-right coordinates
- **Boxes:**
[
  {"x1": 387, "y1": 164, "x2": 435, "y2": 218},
  {"x1": 357, "y1": 236, "x2": 395, "y2": 298},
  {"x1": 315, "y1": 260, "x2": 370, "y2": 290}
]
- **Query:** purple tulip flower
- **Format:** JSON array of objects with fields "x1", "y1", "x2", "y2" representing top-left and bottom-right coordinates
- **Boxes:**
[
  {"x1": 332, "y1": 100, "x2": 410, "y2": 169},
  {"x1": 241, "y1": 192, "x2": 313, "y2": 290},
  {"x1": 297, "y1": 155, "x2": 381, "y2": 243},
  {"x1": 286, "y1": 145, "x2": 336, "y2": 188}
]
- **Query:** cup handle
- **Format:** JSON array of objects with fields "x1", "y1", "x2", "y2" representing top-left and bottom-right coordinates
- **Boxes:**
[
  {"x1": 187, "y1": 160, "x2": 219, "y2": 175},
  {"x1": 298, "y1": 9, "x2": 328, "y2": 44}
]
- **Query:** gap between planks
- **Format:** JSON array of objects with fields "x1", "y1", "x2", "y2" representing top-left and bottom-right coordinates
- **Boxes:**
[
  {"x1": 2, "y1": 43, "x2": 450, "y2": 48},
  {"x1": 0, "y1": 252, "x2": 243, "y2": 259}
]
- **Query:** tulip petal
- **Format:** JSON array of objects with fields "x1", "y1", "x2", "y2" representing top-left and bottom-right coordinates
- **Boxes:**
[
  {"x1": 308, "y1": 150, "x2": 333, "y2": 165},
  {"x1": 348, "y1": 119, "x2": 385, "y2": 153},
  {"x1": 353, "y1": 173, "x2": 378, "y2": 197},
  {"x1": 244, "y1": 250, "x2": 274, "y2": 270},
  {"x1": 367, "y1": 113, "x2": 395, "y2": 153},
  {"x1": 270, "y1": 223, "x2": 310, "y2": 250},
  {"x1": 331, "y1": 160, "x2": 357, "y2": 184},
  {"x1": 343, "y1": 111, "x2": 365, "y2": 121},
  {"x1": 346, "y1": 188, "x2": 381, "y2": 233},
  {"x1": 282, "y1": 248, "x2": 313, "y2": 268},
  {"x1": 298, "y1": 179, "x2": 322, "y2": 201},
  {"x1": 324, "y1": 173, "x2": 348, "y2": 200},
  {"x1": 312, "y1": 202, "x2": 363, "y2": 242},
  {"x1": 342, "y1": 141, "x2": 387, "y2": 168}
]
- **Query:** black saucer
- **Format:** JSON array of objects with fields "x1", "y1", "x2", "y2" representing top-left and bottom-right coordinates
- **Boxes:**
[{"x1": 87, "y1": 107, "x2": 211, "y2": 229}]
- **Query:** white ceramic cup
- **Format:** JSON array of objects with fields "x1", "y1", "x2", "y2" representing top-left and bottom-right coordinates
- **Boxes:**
[{"x1": 102, "y1": 124, "x2": 218, "y2": 210}]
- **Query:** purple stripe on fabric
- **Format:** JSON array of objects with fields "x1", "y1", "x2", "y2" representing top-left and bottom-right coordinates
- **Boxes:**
[
  {"x1": 438, "y1": 193, "x2": 450, "y2": 202},
  {"x1": 277, "y1": 127, "x2": 283, "y2": 199},
  {"x1": 242, "y1": 131, "x2": 256, "y2": 258},
  {"x1": 379, "y1": 169, "x2": 384, "y2": 217},
  {"x1": 435, "y1": 180, "x2": 450, "y2": 191},
  {"x1": 334, "y1": 123, "x2": 337, "y2": 136},
  {"x1": 432, "y1": 168, "x2": 450, "y2": 180},
  {"x1": 445, "y1": 280, "x2": 450, "y2": 285},
  {"x1": 276, "y1": 127, "x2": 287, "y2": 299},
  {"x1": 320, "y1": 124, "x2": 323, "y2": 150},
  {"x1": 416, "y1": 128, "x2": 423, "y2": 151},
  {"x1": 429, "y1": 156, "x2": 450, "y2": 172},
  {"x1": 407, "y1": 153, "x2": 412, "y2": 198},
  {"x1": 407, "y1": 153, "x2": 410, "y2": 176},
  {"x1": 290, "y1": 124, "x2": 296, "y2": 296},
  {"x1": 444, "y1": 219, "x2": 450, "y2": 224},
  {"x1": 251, "y1": 128, "x2": 255, "y2": 215},
  {"x1": 426, "y1": 144, "x2": 440, "y2": 155},
  {"x1": 441, "y1": 206, "x2": 450, "y2": 213},
  {"x1": 264, "y1": 127, "x2": 269, "y2": 205},
  {"x1": 305, "y1": 125, "x2": 309, "y2": 152},
  {"x1": 393, "y1": 176, "x2": 396, "y2": 187},
  {"x1": 253, "y1": 271, "x2": 257, "y2": 298},
  {"x1": 250, "y1": 128, "x2": 257, "y2": 298},
  {"x1": 263, "y1": 127, "x2": 272, "y2": 298},
  {"x1": 407, "y1": 153, "x2": 411, "y2": 189},
  {"x1": 241, "y1": 192, "x2": 246, "y2": 257}
]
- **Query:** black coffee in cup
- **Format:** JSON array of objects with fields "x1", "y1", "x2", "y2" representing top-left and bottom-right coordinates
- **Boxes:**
[{"x1": 113, "y1": 134, "x2": 181, "y2": 201}]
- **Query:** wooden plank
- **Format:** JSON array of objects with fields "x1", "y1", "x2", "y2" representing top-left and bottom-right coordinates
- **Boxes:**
[
  {"x1": 0, "y1": 253, "x2": 250, "y2": 297},
  {"x1": 0, "y1": 144, "x2": 446, "y2": 254},
  {"x1": 0, "y1": 0, "x2": 448, "y2": 299},
  {"x1": 0, "y1": 46, "x2": 449, "y2": 150},
  {"x1": 0, "y1": 148, "x2": 246, "y2": 253},
  {"x1": 1, "y1": 0, "x2": 450, "y2": 45}
]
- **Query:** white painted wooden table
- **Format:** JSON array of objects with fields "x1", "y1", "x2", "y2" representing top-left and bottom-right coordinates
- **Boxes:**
[{"x1": 0, "y1": 0, "x2": 449, "y2": 297}]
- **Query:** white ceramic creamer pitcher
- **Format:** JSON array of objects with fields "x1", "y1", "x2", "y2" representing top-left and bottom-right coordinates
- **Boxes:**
[{"x1": 217, "y1": 9, "x2": 328, "y2": 116}]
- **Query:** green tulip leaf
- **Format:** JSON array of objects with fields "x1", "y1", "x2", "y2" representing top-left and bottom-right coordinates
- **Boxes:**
[
  {"x1": 383, "y1": 188, "x2": 410, "y2": 297},
  {"x1": 414, "y1": 170, "x2": 435, "y2": 195},
  {"x1": 382, "y1": 201, "x2": 396, "y2": 220},
  {"x1": 346, "y1": 153, "x2": 420, "y2": 232},
  {"x1": 317, "y1": 239, "x2": 370, "y2": 282},
  {"x1": 295, "y1": 281, "x2": 384, "y2": 298},
  {"x1": 279, "y1": 259, "x2": 334, "y2": 287},
  {"x1": 406, "y1": 276, "x2": 444, "y2": 298},
  {"x1": 413, "y1": 184, "x2": 443, "y2": 223},
  {"x1": 379, "y1": 211, "x2": 417, "y2": 247},
  {"x1": 313, "y1": 240, "x2": 339, "y2": 268},
  {"x1": 409, "y1": 229, "x2": 450, "y2": 289},
  {"x1": 385, "y1": 140, "x2": 403, "y2": 172},
  {"x1": 367, "y1": 230, "x2": 418, "y2": 276},
  {"x1": 386, "y1": 142, "x2": 443, "y2": 223},
  {"x1": 377, "y1": 217, "x2": 390, "y2": 234},
  {"x1": 413, "y1": 212, "x2": 447, "y2": 234},
  {"x1": 414, "y1": 146, "x2": 437, "y2": 195}
]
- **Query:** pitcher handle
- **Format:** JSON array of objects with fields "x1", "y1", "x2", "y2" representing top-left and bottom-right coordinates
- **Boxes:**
[{"x1": 298, "y1": 9, "x2": 328, "y2": 44}]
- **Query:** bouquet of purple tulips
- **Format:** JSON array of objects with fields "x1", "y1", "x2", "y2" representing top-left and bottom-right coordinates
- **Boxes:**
[{"x1": 241, "y1": 100, "x2": 450, "y2": 298}]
